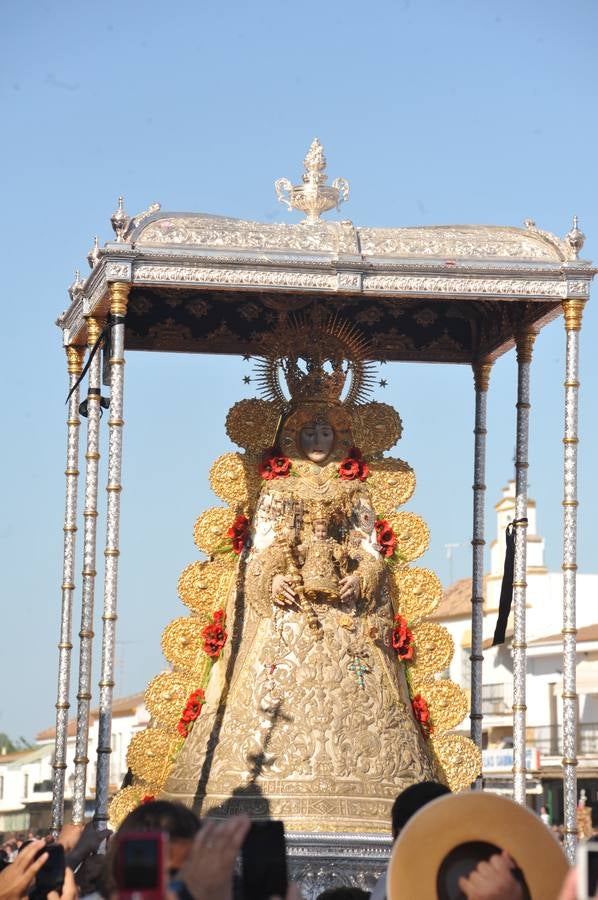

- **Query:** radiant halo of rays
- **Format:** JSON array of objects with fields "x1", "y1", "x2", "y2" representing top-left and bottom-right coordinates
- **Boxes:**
[{"x1": 252, "y1": 312, "x2": 378, "y2": 409}]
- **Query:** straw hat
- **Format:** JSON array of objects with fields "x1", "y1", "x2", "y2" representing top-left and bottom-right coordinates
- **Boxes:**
[{"x1": 387, "y1": 792, "x2": 568, "y2": 899}]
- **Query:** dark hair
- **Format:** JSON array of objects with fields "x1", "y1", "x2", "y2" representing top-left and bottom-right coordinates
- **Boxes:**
[
  {"x1": 391, "y1": 781, "x2": 451, "y2": 839},
  {"x1": 100, "y1": 801, "x2": 200, "y2": 897},
  {"x1": 117, "y1": 800, "x2": 200, "y2": 841},
  {"x1": 316, "y1": 890, "x2": 370, "y2": 900}
]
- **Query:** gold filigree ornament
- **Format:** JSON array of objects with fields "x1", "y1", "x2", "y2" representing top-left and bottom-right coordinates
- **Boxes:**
[
  {"x1": 145, "y1": 671, "x2": 196, "y2": 729},
  {"x1": 209, "y1": 452, "x2": 260, "y2": 510},
  {"x1": 177, "y1": 559, "x2": 233, "y2": 618},
  {"x1": 367, "y1": 457, "x2": 416, "y2": 515},
  {"x1": 161, "y1": 616, "x2": 204, "y2": 669},
  {"x1": 386, "y1": 512, "x2": 430, "y2": 562},
  {"x1": 193, "y1": 507, "x2": 237, "y2": 555},
  {"x1": 126, "y1": 728, "x2": 180, "y2": 785},
  {"x1": 409, "y1": 622, "x2": 454, "y2": 678},
  {"x1": 389, "y1": 567, "x2": 443, "y2": 620},
  {"x1": 225, "y1": 399, "x2": 280, "y2": 451},
  {"x1": 431, "y1": 733, "x2": 482, "y2": 793},
  {"x1": 109, "y1": 785, "x2": 158, "y2": 829},
  {"x1": 413, "y1": 678, "x2": 469, "y2": 732},
  {"x1": 351, "y1": 403, "x2": 403, "y2": 455}
]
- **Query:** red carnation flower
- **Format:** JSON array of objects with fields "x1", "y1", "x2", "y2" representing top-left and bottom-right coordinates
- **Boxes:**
[
  {"x1": 259, "y1": 459, "x2": 276, "y2": 480},
  {"x1": 227, "y1": 514, "x2": 249, "y2": 554},
  {"x1": 259, "y1": 447, "x2": 292, "y2": 480},
  {"x1": 177, "y1": 720, "x2": 190, "y2": 738},
  {"x1": 339, "y1": 446, "x2": 369, "y2": 482},
  {"x1": 375, "y1": 519, "x2": 398, "y2": 558},
  {"x1": 201, "y1": 611, "x2": 228, "y2": 658},
  {"x1": 411, "y1": 694, "x2": 433, "y2": 738},
  {"x1": 270, "y1": 456, "x2": 291, "y2": 477},
  {"x1": 392, "y1": 615, "x2": 414, "y2": 661}
]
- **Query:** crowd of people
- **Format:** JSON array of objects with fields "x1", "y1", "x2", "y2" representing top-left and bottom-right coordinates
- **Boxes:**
[{"x1": 0, "y1": 782, "x2": 594, "y2": 899}]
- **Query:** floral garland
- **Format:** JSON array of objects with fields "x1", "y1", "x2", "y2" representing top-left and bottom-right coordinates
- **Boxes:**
[
  {"x1": 177, "y1": 688, "x2": 206, "y2": 738},
  {"x1": 338, "y1": 446, "x2": 369, "y2": 482},
  {"x1": 201, "y1": 609, "x2": 228, "y2": 658},
  {"x1": 259, "y1": 447, "x2": 292, "y2": 480}
]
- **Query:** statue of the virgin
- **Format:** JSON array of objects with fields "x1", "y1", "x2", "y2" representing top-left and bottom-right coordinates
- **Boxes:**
[{"x1": 110, "y1": 315, "x2": 479, "y2": 832}]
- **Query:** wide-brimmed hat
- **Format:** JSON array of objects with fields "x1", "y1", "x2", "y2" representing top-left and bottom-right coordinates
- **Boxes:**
[{"x1": 387, "y1": 792, "x2": 568, "y2": 899}]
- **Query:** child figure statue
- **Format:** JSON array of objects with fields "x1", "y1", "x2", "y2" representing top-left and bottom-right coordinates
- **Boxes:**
[{"x1": 299, "y1": 508, "x2": 345, "y2": 603}]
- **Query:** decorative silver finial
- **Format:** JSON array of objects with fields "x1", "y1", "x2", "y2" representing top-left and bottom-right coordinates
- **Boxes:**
[
  {"x1": 68, "y1": 269, "x2": 85, "y2": 302},
  {"x1": 110, "y1": 196, "x2": 130, "y2": 242},
  {"x1": 87, "y1": 235, "x2": 101, "y2": 269},
  {"x1": 275, "y1": 138, "x2": 349, "y2": 224},
  {"x1": 565, "y1": 215, "x2": 585, "y2": 259}
]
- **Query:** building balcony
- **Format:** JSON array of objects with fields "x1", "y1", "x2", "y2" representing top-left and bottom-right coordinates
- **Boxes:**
[{"x1": 526, "y1": 722, "x2": 598, "y2": 756}]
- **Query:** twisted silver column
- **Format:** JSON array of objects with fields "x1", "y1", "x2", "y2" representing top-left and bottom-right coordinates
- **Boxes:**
[
  {"x1": 51, "y1": 345, "x2": 85, "y2": 833},
  {"x1": 512, "y1": 331, "x2": 535, "y2": 804},
  {"x1": 95, "y1": 283, "x2": 130, "y2": 828},
  {"x1": 561, "y1": 298, "x2": 585, "y2": 863},
  {"x1": 470, "y1": 362, "x2": 491, "y2": 788},
  {"x1": 72, "y1": 317, "x2": 104, "y2": 824}
]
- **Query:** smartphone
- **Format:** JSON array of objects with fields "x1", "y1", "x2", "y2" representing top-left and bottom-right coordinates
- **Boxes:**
[
  {"x1": 114, "y1": 831, "x2": 167, "y2": 900},
  {"x1": 578, "y1": 841, "x2": 598, "y2": 900},
  {"x1": 241, "y1": 821, "x2": 288, "y2": 900},
  {"x1": 30, "y1": 844, "x2": 65, "y2": 900}
]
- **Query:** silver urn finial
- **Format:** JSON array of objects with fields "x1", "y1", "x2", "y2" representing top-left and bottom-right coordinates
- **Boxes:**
[
  {"x1": 68, "y1": 269, "x2": 85, "y2": 302},
  {"x1": 275, "y1": 138, "x2": 350, "y2": 224},
  {"x1": 565, "y1": 215, "x2": 585, "y2": 259},
  {"x1": 111, "y1": 196, "x2": 130, "y2": 242},
  {"x1": 87, "y1": 235, "x2": 101, "y2": 269}
]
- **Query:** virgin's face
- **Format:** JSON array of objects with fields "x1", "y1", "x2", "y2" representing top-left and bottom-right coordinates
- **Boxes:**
[{"x1": 300, "y1": 422, "x2": 335, "y2": 463}]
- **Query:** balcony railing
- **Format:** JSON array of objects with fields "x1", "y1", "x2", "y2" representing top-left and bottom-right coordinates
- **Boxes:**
[
  {"x1": 526, "y1": 722, "x2": 598, "y2": 756},
  {"x1": 482, "y1": 683, "x2": 512, "y2": 715}
]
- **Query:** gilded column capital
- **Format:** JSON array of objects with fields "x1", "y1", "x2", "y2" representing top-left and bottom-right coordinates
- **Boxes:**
[
  {"x1": 66, "y1": 345, "x2": 85, "y2": 375},
  {"x1": 86, "y1": 316, "x2": 104, "y2": 347},
  {"x1": 515, "y1": 331, "x2": 536, "y2": 364},
  {"x1": 562, "y1": 298, "x2": 585, "y2": 332},
  {"x1": 472, "y1": 362, "x2": 492, "y2": 393},
  {"x1": 109, "y1": 281, "x2": 131, "y2": 317}
]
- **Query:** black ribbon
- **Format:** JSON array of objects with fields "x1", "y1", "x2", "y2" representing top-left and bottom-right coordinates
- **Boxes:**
[
  {"x1": 65, "y1": 314, "x2": 125, "y2": 411},
  {"x1": 79, "y1": 387, "x2": 110, "y2": 418},
  {"x1": 492, "y1": 518, "x2": 528, "y2": 646}
]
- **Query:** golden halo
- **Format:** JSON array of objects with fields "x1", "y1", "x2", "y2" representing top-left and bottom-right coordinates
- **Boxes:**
[{"x1": 253, "y1": 312, "x2": 377, "y2": 409}]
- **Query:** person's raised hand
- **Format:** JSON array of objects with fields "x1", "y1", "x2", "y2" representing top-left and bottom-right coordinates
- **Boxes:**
[
  {"x1": 458, "y1": 851, "x2": 524, "y2": 900},
  {"x1": 178, "y1": 815, "x2": 251, "y2": 900},
  {"x1": 0, "y1": 839, "x2": 48, "y2": 900},
  {"x1": 63, "y1": 820, "x2": 111, "y2": 869},
  {"x1": 47, "y1": 866, "x2": 77, "y2": 900},
  {"x1": 56, "y1": 824, "x2": 84, "y2": 853}
]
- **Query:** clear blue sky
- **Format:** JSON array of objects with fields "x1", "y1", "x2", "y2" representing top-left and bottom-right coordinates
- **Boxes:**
[{"x1": 2, "y1": 0, "x2": 597, "y2": 741}]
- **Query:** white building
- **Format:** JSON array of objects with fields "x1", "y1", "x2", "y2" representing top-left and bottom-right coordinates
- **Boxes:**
[
  {"x1": 433, "y1": 480, "x2": 598, "y2": 824},
  {"x1": 0, "y1": 694, "x2": 148, "y2": 832}
]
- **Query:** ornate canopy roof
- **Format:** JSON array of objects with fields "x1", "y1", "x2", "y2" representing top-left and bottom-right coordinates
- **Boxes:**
[{"x1": 58, "y1": 140, "x2": 594, "y2": 364}]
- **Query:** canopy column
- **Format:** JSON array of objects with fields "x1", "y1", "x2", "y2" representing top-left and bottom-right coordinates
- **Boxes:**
[
  {"x1": 51, "y1": 343, "x2": 85, "y2": 833},
  {"x1": 95, "y1": 282, "x2": 130, "y2": 828},
  {"x1": 72, "y1": 315, "x2": 105, "y2": 824},
  {"x1": 561, "y1": 298, "x2": 585, "y2": 863},
  {"x1": 512, "y1": 330, "x2": 536, "y2": 804},
  {"x1": 470, "y1": 362, "x2": 492, "y2": 787}
]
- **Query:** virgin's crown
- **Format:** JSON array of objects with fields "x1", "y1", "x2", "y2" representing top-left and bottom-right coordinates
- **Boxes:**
[{"x1": 283, "y1": 354, "x2": 347, "y2": 406}]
